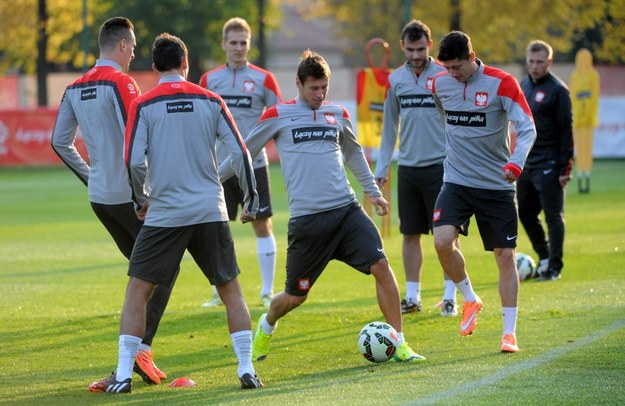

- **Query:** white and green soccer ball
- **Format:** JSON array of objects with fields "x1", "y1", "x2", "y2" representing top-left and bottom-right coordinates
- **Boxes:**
[
  {"x1": 516, "y1": 252, "x2": 537, "y2": 281},
  {"x1": 357, "y1": 321, "x2": 400, "y2": 363}
]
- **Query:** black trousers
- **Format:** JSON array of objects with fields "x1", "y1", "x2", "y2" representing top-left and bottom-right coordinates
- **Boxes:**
[{"x1": 517, "y1": 167, "x2": 565, "y2": 272}]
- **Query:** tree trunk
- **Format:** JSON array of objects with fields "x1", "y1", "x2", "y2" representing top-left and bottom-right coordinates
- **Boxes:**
[
  {"x1": 37, "y1": 0, "x2": 48, "y2": 107},
  {"x1": 256, "y1": 0, "x2": 266, "y2": 68},
  {"x1": 450, "y1": 0, "x2": 461, "y2": 31}
]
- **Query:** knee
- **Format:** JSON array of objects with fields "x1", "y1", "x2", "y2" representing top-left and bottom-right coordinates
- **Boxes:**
[
  {"x1": 495, "y1": 248, "x2": 516, "y2": 268},
  {"x1": 370, "y1": 258, "x2": 391, "y2": 276},
  {"x1": 434, "y1": 235, "x2": 453, "y2": 255}
]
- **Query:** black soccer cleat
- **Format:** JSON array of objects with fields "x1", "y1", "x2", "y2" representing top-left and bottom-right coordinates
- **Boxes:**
[
  {"x1": 88, "y1": 372, "x2": 132, "y2": 393},
  {"x1": 240, "y1": 373, "x2": 264, "y2": 389}
]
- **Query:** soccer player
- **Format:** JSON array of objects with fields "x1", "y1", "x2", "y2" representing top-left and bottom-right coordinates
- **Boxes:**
[
  {"x1": 519, "y1": 40, "x2": 573, "y2": 281},
  {"x1": 199, "y1": 17, "x2": 283, "y2": 308},
  {"x1": 87, "y1": 33, "x2": 262, "y2": 393},
  {"x1": 374, "y1": 19, "x2": 458, "y2": 317},
  {"x1": 219, "y1": 49, "x2": 426, "y2": 364},
  {"x1": 431, "y1": 31, "x2": 536, "y2": 353},
  {"x1": 51, "y1": 17, "x2": 171, "y2": 385}
]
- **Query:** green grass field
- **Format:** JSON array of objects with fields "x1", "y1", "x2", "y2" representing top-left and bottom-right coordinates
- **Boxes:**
[{"x1": 1, "y1": 160, "x2": 624, "y2": 405}]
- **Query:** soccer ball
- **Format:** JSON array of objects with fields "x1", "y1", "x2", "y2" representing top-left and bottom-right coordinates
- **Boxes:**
[
  {"x1": 357, "y1": 321, "x2": 400, "y2": 363},
  {"x1": 516, "y1": 252, "x2": 537, "y2": 281}
]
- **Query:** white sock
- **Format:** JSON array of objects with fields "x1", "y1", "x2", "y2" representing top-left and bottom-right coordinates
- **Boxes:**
[
  {"x1": 138, "y1": 343, "x2": 150, "y2": 352},
  {"x1": 405, "y1": 281, "x2": 420, "y2": 303},
  {"x1": 257, "y1": 235, "x2": 277, "y2": 297},
  {"x1": 396, "y1": 331, "x2": 405, "y2": 344},
  {"x1": 455, "y1": 277, "x2": 477, "y2": 302},
  {"x1": 231, "y1": 330, "x2": 255, "y2": 377},
  {"x1": 116, "y1": 335, "x2": 142, "y2": 381},
  {"x1": 443, "y1": 280, "x2": 457, "y2": 301},
  {"x1": 261, "y1": 316, "x2": 276, "y2": 335},
  {"x1": 502, "y1": 306, "x2": 518, "y2": 335},
  {"x1": 212, "y1": 285, "x2": 218, "y2": 297}
]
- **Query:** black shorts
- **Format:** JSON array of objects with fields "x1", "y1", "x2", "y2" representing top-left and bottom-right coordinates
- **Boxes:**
[
  {"x1": 128, "y1": 222, "x2": 240, "y2": 287},
  {"x1": 285, "y1": 202, "x2": 385, "y2": 296},
  {"x1": 397, "y1": 164, "x2": 443, "y2": 235},
  {"x1": 223, "y1": 166, "x2": 272, "y2": 221},
  {"x1": 432, "y1": 182, "x2": 518, "y2": 251},
  {"x1": 91, "y1": 202, "x2": 143, "y2": 259}
]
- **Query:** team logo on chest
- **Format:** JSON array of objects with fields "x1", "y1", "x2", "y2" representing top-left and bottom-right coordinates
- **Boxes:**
[
  {"x1": 426, "y1": 77, "x2": 434, "y2": 91},
  {"x1": 534, "y1": 91, "x2": 545, "y2": 103},
  {"x1": 243, "y1": 80, "x2": 255, "y2": 93},
  {"x1": 475, "y1": 92, "x2": 489, "y2": 107},
  {"x1": 324, "y1": 113, "x2": 337, "y2": 125}
]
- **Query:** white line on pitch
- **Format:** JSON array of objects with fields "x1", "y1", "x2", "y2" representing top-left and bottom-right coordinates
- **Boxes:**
[{"x1": 405, "y1": 318, "x2": 625, "y2": 406}]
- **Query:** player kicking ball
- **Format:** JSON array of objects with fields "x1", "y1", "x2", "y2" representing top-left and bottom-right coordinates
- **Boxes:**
[{"x1": 219, "y1": 50, "x2": 426, "y2": 364}]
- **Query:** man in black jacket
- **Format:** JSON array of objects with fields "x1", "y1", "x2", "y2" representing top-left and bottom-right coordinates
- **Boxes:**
[{"x1": 519, "y1": 40, "x2": 574, "y2": 281}]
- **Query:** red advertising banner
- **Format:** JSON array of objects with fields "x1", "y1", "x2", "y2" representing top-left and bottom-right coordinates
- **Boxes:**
[{"x1": 0, "y1": 109, "x2": 88, "y2": 166}]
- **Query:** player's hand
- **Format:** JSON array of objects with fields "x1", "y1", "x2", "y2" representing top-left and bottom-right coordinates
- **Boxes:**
[
  {"x1": 240, "y1": 208, "x2": 256, "y2": 224},
  {"x1": 370, "y1": 195, "x2": 389, "y2": 216},
  {"x1": 559, "y1": 174, "x2": 572, "y2": 188},
  {"x1": 375, "y1": 177, "x2": 387, "y2": 188},
  {"x1": 135, "y1": 202, "x2": 148, "y2": 221},
  {"x1": 503, "y1": 168, "x2": 518, "y2": 183}
]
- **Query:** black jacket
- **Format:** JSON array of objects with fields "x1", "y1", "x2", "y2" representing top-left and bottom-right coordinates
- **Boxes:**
[{"x1": 520, "y1": 72, "x2": 574, "y2": 176}]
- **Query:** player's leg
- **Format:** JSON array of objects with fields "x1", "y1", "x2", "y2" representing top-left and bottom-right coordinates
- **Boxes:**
[
  {"x1": 90, "y1": 202, "x2": 170, "y2": 383},
  {"x1": 251, "y1": 166, "x2": 277, "y2": 306},
  {"x1": 433, "y1": 184, "x2": 481, "y2": 336},
  {"x1": 337, "y1": 202, "x2": 424, "y2": 362},
  {"x1": 397, "y1": 166, "x2": 424, "y2": 313},
  {"x1": 190, "y1": 221, "x2": 262, "y2": 388},
  {"x1": 476, "y1": 189, "x2": 520, "y2": 352},
  {"x1": 421, "y1": 163, "x2": 457, "y2": 315},
  {"x1": 89, "y1": 226, "x2": 187, "y2": 392},
  {"x1": 89, "y1": 274, "x2": 153, "y2": 394},
  {"x1": 494, "y1": 247, "x2": 520, "y2": 352},
  {"x1": 517, "y1": 169, "x2": 549, "y2": 274},
  {"x1": 201, "y1": 178, "x2": 241, "y2": 307},
  {"x1": 537, "y1": 168, "x2": 565, "y2": 279}
]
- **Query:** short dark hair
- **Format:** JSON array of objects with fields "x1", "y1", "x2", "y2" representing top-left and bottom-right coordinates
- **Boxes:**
[
  {"x1": 401, "y1": 19, "x2": 431, "y2": 43},
  {"x1": 296, "y1": 49, "x2": 331, "y2": 84},
  {"x1": 152, "y1": 33, "x2": 187, "y2": 72},
  {"x1": 99, "y1": 17, "x2": 134, "y2": 52},
  {"x1": 438, "y1": 31, "x2": 472, "y2": 62}
]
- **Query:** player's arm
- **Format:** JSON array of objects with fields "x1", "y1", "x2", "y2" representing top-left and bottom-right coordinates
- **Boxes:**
[
  {"x1": 216, "y1": 99, "x2": 259, "y2": 219},
  {"x1": 500, "y1": 76, "x2": 537, "y2": 182},
  {"x1": 374, "y1": 81, "x2": 399, "y2": 186},
  {"x1": 114, "y1": 76, "x2": 141, "y2": 128},
  {"x1": 124, "y1": 100, "x2": 149, "y2": 211},
  {"x1": 340, "y1": 108, "x2": 384, "y2": 205},
  {"x1": 263, "y1": 72, "x2": 283, "y2": 106},
  {"x1": 50, "y1": 92, "x2": 90, "y2": 186},
  {"x1": 218, "y1": 106, "x2": 279, "y2": 182},
  {"x1": 557, "y1": 86, "x2": 574, "y2": 179}
]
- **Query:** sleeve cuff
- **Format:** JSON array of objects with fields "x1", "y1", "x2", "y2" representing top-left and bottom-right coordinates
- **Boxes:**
[{"x1": 503, "y1": 163, "x2": 522, "y2": 178}]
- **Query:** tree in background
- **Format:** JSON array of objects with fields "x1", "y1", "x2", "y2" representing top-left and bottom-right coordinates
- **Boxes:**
[
  {"x1": 288, "y1": 0, "x2": 624, "y2": 67},
  {"x1": 0, "y1": 0, "x2": 280, "y2": 104},
  {"x1": 105, "y1": 0, "x2": 281, "y2": 83}
]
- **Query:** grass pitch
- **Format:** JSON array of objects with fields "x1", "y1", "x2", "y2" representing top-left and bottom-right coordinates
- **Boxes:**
[{"x1": 1, "y1": 160, "x2": 624, "y2": 405}]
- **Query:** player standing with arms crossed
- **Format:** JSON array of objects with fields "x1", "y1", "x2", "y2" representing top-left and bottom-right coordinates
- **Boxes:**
[
  {"x1": 431, "y1": 31, "x2": 536, "y2": 352},
  {"x1": 199, "y1": 17, "x2": 282, "y2": 308},
  {"x1": 375, "y1": 19, "x2": 458, "y2": 317},
  {"x1": 51, "y1": 17, "x2": 171, "y2": 385},
  {"x1": 88, "y1": 33, "x2": 262, "y2": 392}
]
